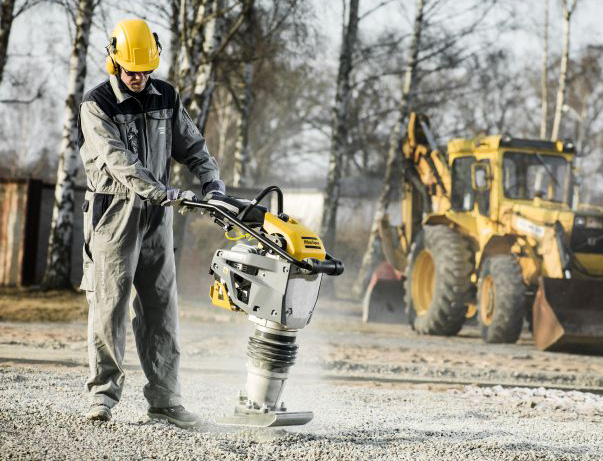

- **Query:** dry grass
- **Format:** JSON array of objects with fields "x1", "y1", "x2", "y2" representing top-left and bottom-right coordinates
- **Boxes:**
[{"x1": 0, "y1": 287, "x2": 87, "y2": 322}]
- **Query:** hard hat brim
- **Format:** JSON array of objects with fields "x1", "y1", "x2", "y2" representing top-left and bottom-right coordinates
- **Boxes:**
[{"x1": 114, "y1": 55, "x2": 160, "y2": 73}]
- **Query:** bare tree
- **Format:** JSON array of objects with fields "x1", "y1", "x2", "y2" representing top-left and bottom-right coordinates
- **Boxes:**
[
  {"x1": 231, "y1": 4, "x2": 256, "y2": 187},
  {"x1": 42, "y1": 0, "x2": 97, "y2": 289},
  {"x1": 563, "y1": 45, "x2": 603, "y2": 203},
  {"x1": 550, "y1": 0, "x2": 578, "y2": 141},
  {"x1": 232, "y1": 60, "x2": 253, "y2": 186},
  {"x1": 320, "y1": 0, "x2": 360, "y2": 253},
  {"x1": 226, "y1": 0, "x2": 312, "y2": 187},
  {"x1": 353, "y1": 0, "x2": 425, "y2": 297},
  {"x1": 167, "y1": 0, "x2": 180, "y2": 84},
  {"x1": 0, "y1": 0, "x2": 15, "y2": 86},
  {"x1": 0, "y1": 0, "x2": 44, "y2": 86},
  {"x1": 171, "y1": 0, "x2": 252, "y2": 264},
  {"x1": 453, "y1": 49, "x2": 528, "y2": 136},
  {"x1": 171, "y1": 0, "x2": 252, "y2": 174},
  {"x1": 238, "y1": 60, "x2": 328, "y2": 185},
  {"x1": 540, "y1": 0, "x2": 549, "y2": 139},
  {"x1": 212, "y1": 87, "x2": 236, "y2": 162}
]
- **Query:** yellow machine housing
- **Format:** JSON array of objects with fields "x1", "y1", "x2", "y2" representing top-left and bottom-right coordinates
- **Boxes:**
[
  {"x1": 210, "y1": 280, "x2": 236, "y2": 311},
  {"x1": 210, "y1": 211, "x2": 327, "y2": 312},
  {"x1": 376, "y1": 112, "x2": 603, "y2": 352},
  {"x1": 263, "y1": 212, "x2": 326, "y2": 261}
]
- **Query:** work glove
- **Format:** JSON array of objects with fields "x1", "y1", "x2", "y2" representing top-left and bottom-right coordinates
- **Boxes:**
[
  {"x1": 202, "y1": 179, "x2": 226, "y2": 198},
  {"x1": 206, "y1": 193, "x2": 249, "y2": 215},
  {"x1": 207, "y1": 194, "x2": 266, "y2": 226},
  {"x1": 161, "y1": 187, "x2": 198, "y2": 214},
  {"x1": 201, "y1": 179, "x2": 250, "y2": 216}
]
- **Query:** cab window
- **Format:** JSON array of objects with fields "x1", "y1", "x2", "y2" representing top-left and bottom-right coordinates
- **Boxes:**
[
  {"x1": 503, "y1": 152, "x2": 570, "y2": 203},
  {"x1": 451, "y1": 157, "x2": 475, "y2": 211},
  {"x1": 475, "y1": 160, "x2": 491, "y2": 216}
]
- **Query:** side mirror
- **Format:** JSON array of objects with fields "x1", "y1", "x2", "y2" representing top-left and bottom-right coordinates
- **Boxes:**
[{"x1": 471, "y1": 162, "x2": 491, "y2": 192}]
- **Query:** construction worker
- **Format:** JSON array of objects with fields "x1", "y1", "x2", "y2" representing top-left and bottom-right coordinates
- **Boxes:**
[{"x1": 78, "y1": 19, "x2": 228, "y2": 428}]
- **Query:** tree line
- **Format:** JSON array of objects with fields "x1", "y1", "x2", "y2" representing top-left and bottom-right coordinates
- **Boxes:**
[{"x1": 0, "y1": 0, "x2": 600, "y2": 295}]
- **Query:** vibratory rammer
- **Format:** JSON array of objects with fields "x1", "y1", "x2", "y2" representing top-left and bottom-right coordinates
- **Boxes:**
[{"x1": 182, "y1": 186, "x2": 344, "y2": 427}]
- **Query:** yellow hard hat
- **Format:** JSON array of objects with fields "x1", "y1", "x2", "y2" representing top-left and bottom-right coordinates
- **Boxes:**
[{"x1": 105, "y1": 19, "x2": 161, "y2": 74}]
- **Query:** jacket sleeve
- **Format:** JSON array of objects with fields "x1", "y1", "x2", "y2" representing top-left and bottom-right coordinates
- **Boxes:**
[
  {"x1": 171, "y1": 94, "x2": 220, "y2": 186},
  {"x1": 80, "y1": 100, "x2": 167, "y2": 204}
]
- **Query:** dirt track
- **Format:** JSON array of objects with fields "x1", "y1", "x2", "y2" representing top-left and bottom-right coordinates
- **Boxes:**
[{"x1": 1, "y1": 299, "x2": 603, "y2": 460}]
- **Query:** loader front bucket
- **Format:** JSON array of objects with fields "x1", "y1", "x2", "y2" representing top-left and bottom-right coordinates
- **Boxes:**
[
  {"x1": 362, "y1": 262, "x2": 406, "y2": 324},
  {"x1": 533, "y1": 277, "x2": 603, "y2": 354}
]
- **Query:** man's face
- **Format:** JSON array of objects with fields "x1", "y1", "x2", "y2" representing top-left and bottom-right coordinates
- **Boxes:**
[{"x1": 119, "y1": 67, "x2": 151, "y2": 92}]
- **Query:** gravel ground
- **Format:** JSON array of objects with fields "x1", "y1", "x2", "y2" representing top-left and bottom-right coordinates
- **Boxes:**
[{"x1": 2, "y1": 299, "x2": 603, "y2": 460}]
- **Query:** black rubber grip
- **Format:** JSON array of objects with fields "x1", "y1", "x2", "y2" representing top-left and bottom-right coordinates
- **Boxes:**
[{"x1": 306, "y1": 258, "x2": 345, "y2": 276}]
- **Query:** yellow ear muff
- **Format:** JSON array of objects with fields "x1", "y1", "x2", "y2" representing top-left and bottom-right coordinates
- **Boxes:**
[
  {"x1": 105, "y1": 55, "x2": 118, "y2": 75},
  {"x1": 105, "y1": 37, "x2": 118, "y2": 75}
]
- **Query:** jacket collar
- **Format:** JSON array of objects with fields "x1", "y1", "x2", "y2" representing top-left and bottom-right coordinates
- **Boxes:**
[{"x1": 109, "y1": 75, "x2": 162, "y2": 104}]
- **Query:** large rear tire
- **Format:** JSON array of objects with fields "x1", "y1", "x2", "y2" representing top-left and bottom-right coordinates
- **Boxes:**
[
  {"x1": 404, "y1": 225, "x2": 475, "y2": 335},
  {"x1": 477, "y1": 255, "x2": 526, "y2": 343}
]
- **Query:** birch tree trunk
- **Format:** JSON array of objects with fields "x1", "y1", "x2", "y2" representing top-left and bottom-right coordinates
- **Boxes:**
[
  {"x1": 173, "y1": 0, "x2": 252, "y2": 188},
  {"x1": 232, "y1": 4, "x2": 256, "y2": 187},
  {"x1": 188, "y1": 0, "x2": 224, "y2": 131},
  {"x1": 42, "y1": 0, "x2": 95, "y2": 289},
  {"x1": 319, "y1": 0, "x2": 360, "y2": 253},
  {"x1": 551, "y1": 0, "x2": 578, "y2": 141},
  {"x1": 167, "y1": 0, "x2": 180, "y2": 85},
  {"x1": 352, "y1": 0, "x2": 425, "y2": 298},
  {"x1": 172, "y1": 0, "x2": 252, "y2": 267},
  {"x1": 233, "y1": 61, "x2": 253, "y2": 187},
  {"x1": 0, "y1": 0, "x2": 16, "y2": 86},
  {"x1": 171, "y1": 0, "x2": 222, "y2": 267},
  {"x1": 215, "y1": 89, "x2": 234, "y2": 160},
  {"x1": 172, "y1": 0, "x2": 223, "y2": 191},
  {"x1": 540, "y1": 0, "x2": 549, "y2": 139}
]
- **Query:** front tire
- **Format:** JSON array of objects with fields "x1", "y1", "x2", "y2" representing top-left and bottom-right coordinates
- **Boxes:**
[
  {"x1": 405, "y1": 225, "x2": 475, "y2": 335},
  {"x1": 477, "y1": 255, "x2": 526, "y2": 343}
]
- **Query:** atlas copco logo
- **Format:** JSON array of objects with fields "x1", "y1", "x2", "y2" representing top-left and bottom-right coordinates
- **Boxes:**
[{"x1": 302, "y1": 237, "x2": 322, "y2": 249}]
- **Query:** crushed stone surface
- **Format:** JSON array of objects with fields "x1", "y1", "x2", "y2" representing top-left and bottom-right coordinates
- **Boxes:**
[
  {"x1": 2, "y1": 300, "x2": 603, "y2": 460},
  {"x1": 2, "y1": 366, "x2": 603, "y2": 460}
]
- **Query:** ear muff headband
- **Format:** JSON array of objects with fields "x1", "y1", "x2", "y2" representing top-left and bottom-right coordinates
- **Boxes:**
[{"x1": 153, "y1": 32, "x2": 162, "y2": 55}]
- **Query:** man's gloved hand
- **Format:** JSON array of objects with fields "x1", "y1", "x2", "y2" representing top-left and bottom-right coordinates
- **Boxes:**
[
  {"x1": 206, "y1": 194, "x2": 250, "y2": 216},
  {"x1": 202, "y1": 179, "x2": 226, "y2": 198},
  {"x1": 201, "y1": 179, "x2": 250, "y2": 216},
  {"x1": 161, "y1": 187, "x2": 198, "y2": 214},
  {"x1": 206, "y1": 194, "x2": 266, "y2": 226}
]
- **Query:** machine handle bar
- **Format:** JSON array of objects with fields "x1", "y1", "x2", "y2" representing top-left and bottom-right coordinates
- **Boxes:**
[
  {"x1": 180, "y1": 199, "x2": 344, "y2": 276},
  {"x1": 238, "y1": 185, "x2": 284, "y2": 221}
]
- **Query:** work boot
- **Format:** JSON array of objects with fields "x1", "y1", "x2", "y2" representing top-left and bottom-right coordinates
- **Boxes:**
[
  {"x1": 86, "y1": 404, "x2": 112, "y2": 422},
  {"x1": 147, "y1": 405, "x2": 201, "y2": 429}
]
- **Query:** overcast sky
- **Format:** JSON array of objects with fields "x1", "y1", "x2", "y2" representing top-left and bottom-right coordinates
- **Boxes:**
[
  {"x1": 316, "y1": 0, "x2": 603, "y2": 59},
  {"x1": 4, "y1": 0, "x2": 603, "y2": 181},
  {"x1": 8, "y1": 0, "x2": 603, "y2": 91}
]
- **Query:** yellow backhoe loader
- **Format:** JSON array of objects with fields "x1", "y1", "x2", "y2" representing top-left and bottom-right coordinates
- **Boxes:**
[{"x1": 365, "y1": 112, "x2": 603, "y2": 353}]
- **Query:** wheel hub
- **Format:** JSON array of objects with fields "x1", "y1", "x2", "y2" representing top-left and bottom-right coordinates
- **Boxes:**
[
  {"x1": 411, "y1": 250, "x2": 435, "y2": 316},
  {"x1": 480, "y1": 275, "x2": 495, "y2": 326}
]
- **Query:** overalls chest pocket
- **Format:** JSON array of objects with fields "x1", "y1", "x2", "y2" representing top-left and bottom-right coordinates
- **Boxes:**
[
  {"x1": 146, "y1": 109, "x2": 173, "y2": 167},
  {"x1": 113, "y1": 113, "x2": 144, "y2": 160}
]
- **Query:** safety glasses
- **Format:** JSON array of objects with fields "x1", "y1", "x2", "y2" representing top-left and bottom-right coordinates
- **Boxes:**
[{"x1": 123, "y1": 69, "x2": 153, "y2": 77}]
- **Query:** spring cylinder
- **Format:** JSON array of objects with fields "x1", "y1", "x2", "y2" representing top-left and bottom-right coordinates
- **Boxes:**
[
  {"x1": 247, "y1": 329, "x2": 298, "y2": 371},
  {"x1": 244, "y1": 319, "x2": 298, "y2": 410}
]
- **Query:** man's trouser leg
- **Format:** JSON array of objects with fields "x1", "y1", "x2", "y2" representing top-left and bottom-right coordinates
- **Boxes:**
[
  {"x1": 83, "y1": 193, "x2": 141, "y2": 408},
  {"x1": 131, "y1": 205, "x2": 182, "y2": 408}
]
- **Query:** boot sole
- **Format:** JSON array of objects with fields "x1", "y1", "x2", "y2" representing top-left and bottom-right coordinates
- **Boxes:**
[
  {"x1": 86, "y1": 408, "x2": 112, "y2": 422},
  {"x1": 147, "y1": 412, "x2": 200, "y2": 429}
]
